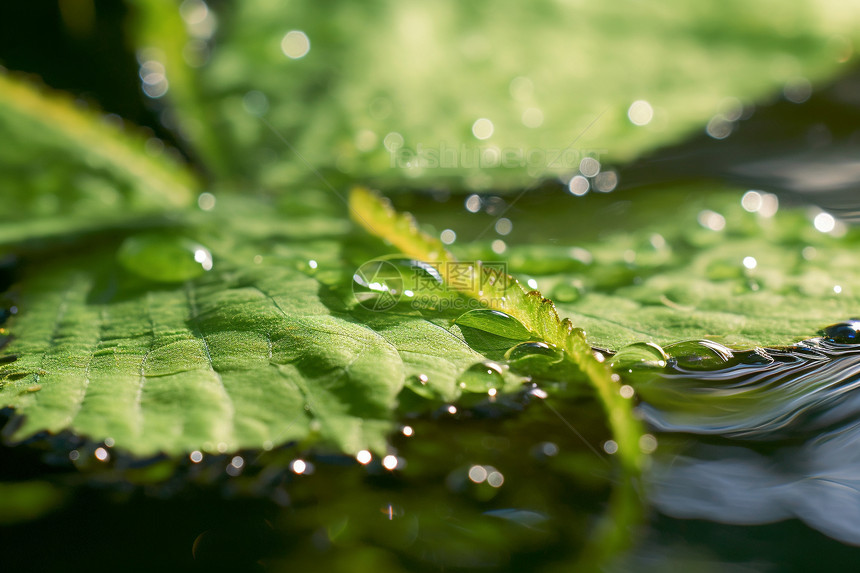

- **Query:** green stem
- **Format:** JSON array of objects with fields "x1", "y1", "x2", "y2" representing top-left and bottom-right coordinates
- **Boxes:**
[{"x1": 348, "y1": 186, "x2": 644, "y2": 473}]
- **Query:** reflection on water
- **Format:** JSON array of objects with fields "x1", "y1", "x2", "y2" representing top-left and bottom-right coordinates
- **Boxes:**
[
  {"x1": 649, "y1": 419, "x2": 860, "y2": 546},
  {"x1": 631, "y1": 323, "x2": 860, "y2": 545}
]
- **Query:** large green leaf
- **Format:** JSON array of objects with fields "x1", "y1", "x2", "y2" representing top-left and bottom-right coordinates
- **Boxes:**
[
  {"x1": 2, "y1": 180, "x2": 857, "y2": 456},
  {"x1": 2, "y1": 2, "x2": 859, "y2": 460},
  {"x1": 0, "y1": 191, "x2": 522, "y2": 456},
  {"x1": 132, "y1": 0, "x2": 860, "y2": 189}
]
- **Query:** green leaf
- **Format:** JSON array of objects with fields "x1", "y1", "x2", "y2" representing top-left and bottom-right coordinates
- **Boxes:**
[
  {"x1": 132, "y1": 0, "x2": 860, "y2": 189},
  {"x1": 0, "y1": 192, "x2": 513, "y2": 456},
  {"x1": 0, "y1": 71, "x2": 196, "y2": 246}
]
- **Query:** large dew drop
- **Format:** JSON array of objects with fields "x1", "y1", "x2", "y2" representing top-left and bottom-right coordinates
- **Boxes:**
[
  {"x1": 117, "y1": 234, "x2": 213, "y2": 283},
  {"x1": 352, "y1": 259, "x2": 405, "y2": 311},
  {"x1": 505, "y1": 341, "x2": 564, "y2": 376},
  {"x1": 455, "y1": 309, "x2": 532, "y2": 340},
  {"x1": 664, "y1": 340, "x2": 735, "y2": 370},
  {"x1": 353, "y1": 257, "x2": 447, "y2": 311},
  {"x1": 821, "y1": 320, "x2": 860, "y2": 344},
  {"x1": 609, "y1": 342, "x2": 668, "y2": 371},
  {"x1": 550, "y1": 282, "x2": 581, "y2": 303},
  {"x1": 458, "y1": 361, "x2": 505, "y2": 392}
]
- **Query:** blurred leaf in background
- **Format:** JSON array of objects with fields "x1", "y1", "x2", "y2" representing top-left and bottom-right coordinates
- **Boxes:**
[{"x1": 132, "y1": 0, "x2": 860, "y2": 190}]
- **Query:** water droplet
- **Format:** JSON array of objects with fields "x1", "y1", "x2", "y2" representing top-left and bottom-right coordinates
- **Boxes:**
[
  {"x1": 352, "y1": 259, "x2": 411, "y2": 311},
  {"x1": 197, "y1": 192, "x2": 216, "y2": 211},
  {"x1": 551, "y1": 282, "x2": 581, "y2": 303},
  {"x1": 698, "y1": 210, "x2": 726, "y2": 231},
  {"x1": 455, "y1": 309, "x2": 532, "y2": 340},
  {"x1": 639, "y1": 434, "x2": 658, "y2": 454},
  {"x1": 579, "y1": 157, "x2": 600, "y2": 177},
  {"x1": 521, "y1": 107, "x2": 544, "y2": 128},
  {"x1": 741, "y1": 190, "x2": 763, "y2": 212},
  {"x1": 465, "y1": 194, "x2": 482, "y2": 213},
  {"x1": 472, "y1": 118, "x2": 494, "y2": 140},
  {"x1": 539, "y1": 442, "x2": 559, "y2": 456},
  {"x1": 706, "y1": 115, "x2": 734, "y2": 139},
  {"x1": 814, "y1": 212, "x2": 836, "y2": 233},
  {"x1": 567, "y1": 175, "x2": 589, "y2": 196},
  {"x1": 627, "y1": 100, "x2": 654, "y2": 126},
  {"x1": 290, "y1": 459, "x2": 307, "y2": 474},
  {"x1": 821, "y1": 320, "x2": 860, "y2": 344},
  {"x1": 505, "y1": 341, "x2": 564, "y2": 376},
  {"x1": 664, "y1": 340, "x2": 735, "y2": 370},
  {"x1": 458, "y1": 361, "x2": 505, "y2": 393},
  {"x1": 468, "y1": 465, "x2": 488, "y2": 483},
  {"x1": 529, "y1": 387, "x2": 548, "y2": 399},
  {"x1": 505, "y1": 341, "x2": 561, "y2": 362},
  {"x1": 784, "y1": 77, "x2": 812, "y2": 103},
  {"x1": 593, "y1": 171, "x2": 618, "y2": 192},
  {"x1": 609, "y1": 342, "x2": 668, "y2": 371},
  {"x1": 281, "y1": 30, "x2": 310, "y2": 59},
  {"x1": 242, "y1": 90, "x2": 269, "y2": 116},
  {"x1": 383, "y1": 132, "x2": 404, "y2": 151},
  {"x1": 494, "y1": 218, "x2": 513, "y2": 236},
  {"x1": 117, "y1": 234, "x2": 213, "y2": 282},
  {"x1": 486, "y1": 471, "x2": 504, "y2": 488}
]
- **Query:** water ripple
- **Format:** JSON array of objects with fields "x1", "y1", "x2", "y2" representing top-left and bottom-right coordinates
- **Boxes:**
[
  {"x1": 635, "y1": 324, "x2": 860, "y2": 545},
  {"x1": 634, "y1": 337, "x2": 860, "y2": 440}
]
